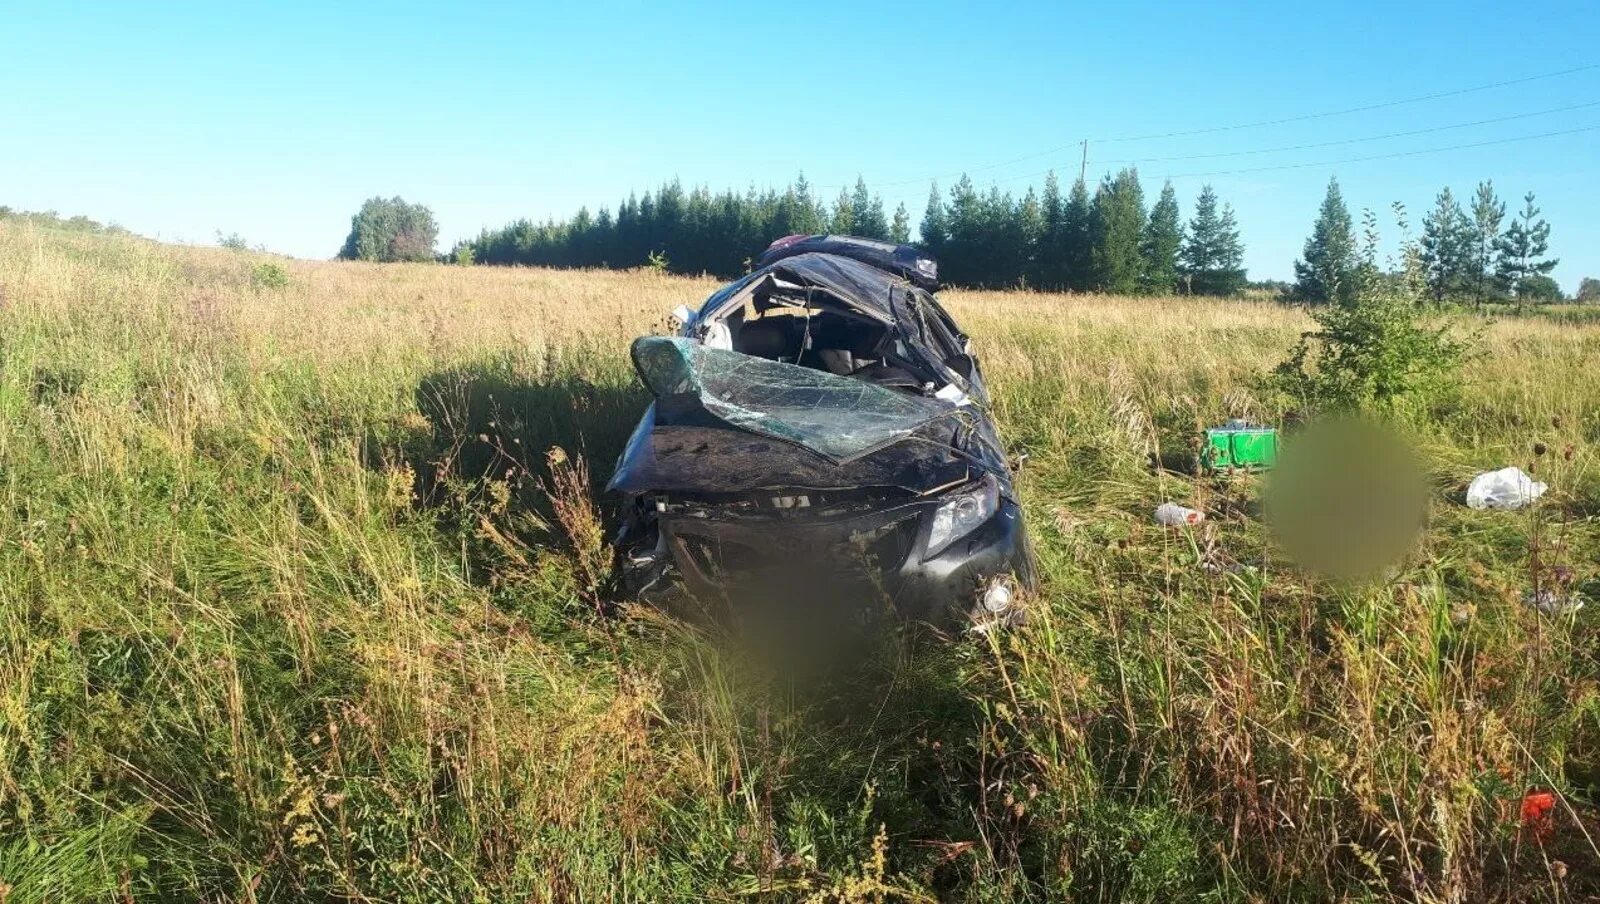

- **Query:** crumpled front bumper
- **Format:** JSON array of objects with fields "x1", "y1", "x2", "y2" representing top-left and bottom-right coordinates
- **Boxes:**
[{"x1": 651, "y1": 495, "x2": 1033, "y2": 627}]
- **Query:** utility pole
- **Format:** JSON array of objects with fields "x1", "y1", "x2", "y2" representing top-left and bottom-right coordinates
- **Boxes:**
[{"x1": 1079, "y1": 139, "x2": 1089, "y2": 184}]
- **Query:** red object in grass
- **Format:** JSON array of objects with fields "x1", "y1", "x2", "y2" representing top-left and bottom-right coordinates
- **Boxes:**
[{"x1": 1521, "y1": 790, "x2": 1557, "y2": 842}]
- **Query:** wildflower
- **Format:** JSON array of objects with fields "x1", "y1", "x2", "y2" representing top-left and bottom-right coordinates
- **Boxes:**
[{"x1": 1520, "y1": 790, "x2": 1556, "y2": 842}]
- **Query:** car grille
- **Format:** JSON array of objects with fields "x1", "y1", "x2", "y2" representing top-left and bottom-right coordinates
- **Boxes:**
[{"x1": 672, "y1": 511, "x2": 921, "y2": 583}]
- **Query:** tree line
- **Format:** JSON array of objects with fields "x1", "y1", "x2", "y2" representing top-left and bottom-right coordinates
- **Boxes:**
[
  {"x1": 919, "y1": 172, "x2": 1245, "y2": 294},
  {"x1": 447, "y1": 171, "x2": 1248, "y2": 295},
  {"x1": 337, "y1": 176, "x2": 1584, "y2": 302},
  {"x1": 0, "y1": 206, "x2": 129, "y2": 235},
  {"x1": 1293, "y1": 178, "x2": 1565, "y2": 304},
  {"x1": 456, "y1": 177, "x2": 896, "y2": 277}
]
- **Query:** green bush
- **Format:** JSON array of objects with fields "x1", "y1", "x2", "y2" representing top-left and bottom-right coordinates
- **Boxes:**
[
  {"x1": 216, "y1": 231, "x2": 251, "y2": 252},
  {"x1": 1516, "y1": 273, "x2": 1564, "y2": 302},
  {"x1": 251, "y1": 261, "x2": 289, "y2": 290},
  {"x1": 1271, "y1": 206, "x2": 1473, "y2": 415}
]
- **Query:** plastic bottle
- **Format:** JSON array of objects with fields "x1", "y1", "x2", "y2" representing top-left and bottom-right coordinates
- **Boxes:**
[{"x1": 1155, "y1": 502, "x2": 1204, "y2": 527}]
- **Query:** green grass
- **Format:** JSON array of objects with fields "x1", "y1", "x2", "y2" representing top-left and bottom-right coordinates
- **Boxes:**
[{"x1": 1, "y1": 222, "x2": 1598, "y2": 901}]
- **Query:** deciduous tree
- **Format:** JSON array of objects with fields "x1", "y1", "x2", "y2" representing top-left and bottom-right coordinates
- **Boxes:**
[{"x1": 338, "y1": 197, "x2": 438, "y2": 263}]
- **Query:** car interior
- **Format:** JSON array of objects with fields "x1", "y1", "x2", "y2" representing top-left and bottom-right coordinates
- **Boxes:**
[{"x1": 723, "y1": 288, "x2": 927, "y2": 391}]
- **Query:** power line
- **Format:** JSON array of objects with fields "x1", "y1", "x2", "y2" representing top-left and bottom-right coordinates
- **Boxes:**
[
  {"x1": 821, "y1": 62, "x2": 1599, "y2": 191},
  {"x1": 1095, "y1": 63, "x2": 1600, "y2": 142},
  {"x1": 1162, "y1": 123, "x2": 1600, "y2": 179},
  {"x1": 1095, "y1": 100, "x2": 1600, "y2": 165},
  {"x1": 873, "y1": 123, "x2": 1600, "y2": 206}
]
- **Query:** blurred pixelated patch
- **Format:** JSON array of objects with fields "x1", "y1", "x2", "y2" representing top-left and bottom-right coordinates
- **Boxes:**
[{"x1": 1265, "y1": 417, "x2": 1428, "y2": 581}]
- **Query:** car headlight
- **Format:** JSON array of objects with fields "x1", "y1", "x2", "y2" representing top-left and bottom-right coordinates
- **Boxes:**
[{"x1": 925, "y1": 475, "x2": 999, "y2": 559}]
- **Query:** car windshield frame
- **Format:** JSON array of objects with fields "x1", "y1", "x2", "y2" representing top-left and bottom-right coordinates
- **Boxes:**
[{"x1": 631, "y1": 336, "x2": 961, "y2": 463}]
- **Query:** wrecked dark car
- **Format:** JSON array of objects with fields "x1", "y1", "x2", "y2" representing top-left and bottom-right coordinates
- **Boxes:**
[{"x1": 607, "y1": 235, "x2": 1033, "y2": 630}]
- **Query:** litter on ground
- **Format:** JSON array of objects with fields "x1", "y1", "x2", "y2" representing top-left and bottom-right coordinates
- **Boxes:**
[
  {"x1": 1466, "y1": 466, "x2": 1547, "y2": 510},
  {"x1": 1524, "y1": 589, "x2": 1584, "y2": 617},
  {"x1": 1155, "y1": 502, "x2": 1204, "y2": 527}
]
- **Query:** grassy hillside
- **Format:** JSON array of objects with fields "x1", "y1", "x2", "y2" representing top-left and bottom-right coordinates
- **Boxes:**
[{"x1": 1, "y1": 222, "x2": 1597, "y2": 902}]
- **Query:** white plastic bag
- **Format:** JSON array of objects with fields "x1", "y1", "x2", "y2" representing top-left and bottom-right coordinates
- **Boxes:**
[
  {"x1": 1465, "y1": 467, "x2": 1547, "y2": 510},
  {"x1": 1524, "y1": 589, "x2": 1584, "y2": 617},
  {"x1": 1155, "y1": 502, "x2": 1204, "y2": 526}
]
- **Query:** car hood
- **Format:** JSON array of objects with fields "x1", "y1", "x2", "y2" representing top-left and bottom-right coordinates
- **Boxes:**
[
  {"x1": 609, "y1": 337, "x2": 1009, "y2": 497},
  {"x1": 605, "y1": 403, "x2": 977, "y2": 496}
]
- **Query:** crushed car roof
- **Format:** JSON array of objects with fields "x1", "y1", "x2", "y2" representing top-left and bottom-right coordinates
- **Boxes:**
[
  {"x1": 755, "y1": 234, "x2": 939, "y2": 291},
  {"x1": 689, "y1": 252, "x2": 917, "y2": 330}
]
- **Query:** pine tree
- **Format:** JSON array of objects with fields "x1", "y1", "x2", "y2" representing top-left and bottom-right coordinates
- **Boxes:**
[
  {"x1": 919, "y1": 183, "x2": 947, "y2": 259},
  {"x1": 1181, "y1": 185, "x2": 1247, "y2": 296},
  {"x1": 801, "y1": 174, "x2": 829, "y2": 232},
  {"x1": 889, "y1": 202, "x2": 910, "y2": 244},
  {"x1": 655, "y1": 180, "x2": 686, "y2": 256},
  {"x1": 983, "y1": 187, "x2": 1024, "y2": 287},
  {"x1": 830, "y1": 188, "x2": 854, "y2": 235},
  {"x1": 1293, "y1": 177, "x2": 1357, "y2": 305},
  {"x1": 1038, "y1": 171, "x2": 1065, "y2": 289},
  {"x1": 1139, "y1": 181, "x2": 1183, "y2": 294},
  {"x1": 944, "y1": 175, "x2": 982, "y2": 286},
  {"x1": 569, "y1": 206, "x2": 595, "y2": 266},
  {"x1": 1062, "y1": 177, "x2": 1093, "y2": 291},
  {"x1": 774, "y1": 173, "x2": 824, "y2": 238},
  {"x1": 615, "y1": 193, "x2": 640, "y2": 263},
  {"x1": 1495, "y1": 192, "x2": 1559, "y2": 300},
  {"x1": 1465, "y1": 181, "x2": 1505, "y2": 303},
  {"x1": 1419, "y1": 187, "x2": 1472, "y2": 301},
  {"x1": 1017, "y1": 187, "x2": 1045, "y2": 288},
  {"x1": 1211, "y1": 202, "x2": 1247, "y2": 296},
  {"x1": 1089, "y1": 168, "x2": 1146, "y2": 294},
  {"x1": 849, "y1": 176, "x2": 889, "y2": 239}
]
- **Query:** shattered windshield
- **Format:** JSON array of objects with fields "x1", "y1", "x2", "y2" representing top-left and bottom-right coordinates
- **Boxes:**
[{"x1": 632, "y1": 337, "x2": 954, "y2": 462}]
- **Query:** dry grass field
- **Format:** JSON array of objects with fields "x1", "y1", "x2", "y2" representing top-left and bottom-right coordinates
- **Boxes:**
[{"x1": 2, "y1": 221, "x2": 1599, "y2": 901}]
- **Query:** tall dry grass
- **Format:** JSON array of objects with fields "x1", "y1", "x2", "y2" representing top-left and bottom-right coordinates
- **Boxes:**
[{"x1": 0, "y1": 222, "x2": 1597, "y2": 901}]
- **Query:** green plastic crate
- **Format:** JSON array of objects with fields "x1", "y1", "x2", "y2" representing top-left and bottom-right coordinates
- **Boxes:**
[{"x1": 1204, "y1": 422, "x2": 1277, "y2": 472}]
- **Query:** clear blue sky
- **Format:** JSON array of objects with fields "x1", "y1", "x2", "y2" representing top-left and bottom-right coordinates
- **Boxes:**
[{"x1": 5, "y1": 1, "x2": 1597, "y2": 289}]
